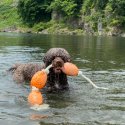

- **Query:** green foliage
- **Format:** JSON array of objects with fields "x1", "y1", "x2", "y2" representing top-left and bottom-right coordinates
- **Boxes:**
[
  {"x1": 105, "y1": 0, "x2": 125, "y2": 27},
  {"x1": 1, "y1": 0, "x2": 125, "y2": 32},
  {"x1": 81, "y1": 0, "x2": 125, "y2": 30},
  {"x1": 33, "y1": 21, "x2": 53, "y2": 31},
  {"x1": 49, "y1": 0, "x2": 81, "y2": 17},
  {"x1": 82, "y1": 0, "x2": 93, "y2": 15},
  {"x1": 81, "y1": 0, "x2": 106, "y2": 31},
  {"x1": 0, "y1": 1, "x2": 21, "y2": 30},
  {"x1": 94, "y1": 0, "x2": 108, "y2": 10},
  {"x1": 109, "y1": 0, "x2": 125, "y2": 16},
  {"x1": 82, "y1": 0, "x2": 108, "y2": 15},
  {"x1": 17, "y1": 0, "x2": 52, "y2": 27}
]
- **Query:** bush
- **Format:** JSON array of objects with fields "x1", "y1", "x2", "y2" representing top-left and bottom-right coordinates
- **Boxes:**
[{"x1": 33, "y1": 21, "x2": 53, "y2": 31}]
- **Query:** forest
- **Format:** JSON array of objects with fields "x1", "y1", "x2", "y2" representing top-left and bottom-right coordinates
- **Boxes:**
[{"x1": 0, "y1": 0, "x2": 125, "y2": 35}]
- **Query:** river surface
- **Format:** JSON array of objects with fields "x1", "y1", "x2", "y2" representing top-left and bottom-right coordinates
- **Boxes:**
[{"x1": 0, "y1": 32, "x2": 125, "y2": 125}]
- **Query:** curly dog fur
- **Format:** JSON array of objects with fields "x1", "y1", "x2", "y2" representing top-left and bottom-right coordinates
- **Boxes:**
[
  {"x1": 43, "y1": 48, "x2": 71, "y2": 92},
  {"x1": 9, "y1": 48, "x2": 71, "y2": 92},
  {"x1": 8, "y1": 63, "x2": 45, "y2": 83}
]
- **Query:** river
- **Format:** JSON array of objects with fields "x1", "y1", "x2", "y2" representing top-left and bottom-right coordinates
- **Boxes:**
[{"x1": 0, "y1": 32, "x2": 125, "y2": 125}]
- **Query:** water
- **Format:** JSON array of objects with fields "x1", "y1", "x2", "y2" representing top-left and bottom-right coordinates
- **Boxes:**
[{"x1": 0, "y1": 32, "x2": 125, "y2": 125}]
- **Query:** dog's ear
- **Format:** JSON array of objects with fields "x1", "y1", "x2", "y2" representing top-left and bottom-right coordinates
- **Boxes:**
[{"x1": 52, "y1": 57, "x2": 64, "y2": 68}]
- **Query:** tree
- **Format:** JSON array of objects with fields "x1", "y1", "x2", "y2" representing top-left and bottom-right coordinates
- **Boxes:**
[
  {"x1": 18, "y1": 0, "x2": 52, "y2": 26},
  {"x1": 105, "y1": 0, "x2": 125, "y2": 26},
  {"x1": 49, "y1": 0, "x2": 82, "y2": 17}
]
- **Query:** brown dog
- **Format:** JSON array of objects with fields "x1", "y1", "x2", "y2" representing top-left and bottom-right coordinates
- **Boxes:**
[
  {"x1": 9, "y1": 48, "x2": 71, "y2": 92},
  {"x1": 43, "y1": 48, "x2": 71, "y2": 92}
]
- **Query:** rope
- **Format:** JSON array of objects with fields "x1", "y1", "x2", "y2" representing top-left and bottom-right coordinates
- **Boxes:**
[
  {"x1": 43, "y1": 64, "x2": 52, "y2": 74},
  {"x1": 32, "y1": 86, "x2": 39, "y2": 91},
  {"x1": 78, "y1": 71, "x2": 108, "y2": 90}
]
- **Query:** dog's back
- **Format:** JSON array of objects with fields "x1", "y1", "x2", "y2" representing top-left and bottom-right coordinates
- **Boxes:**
[
  {"x1": 8, "y1": 63, "x2": 22, "y2": 73},
  {"x1": 8, "y1": 63, "x2": 45, "y2": 83}
]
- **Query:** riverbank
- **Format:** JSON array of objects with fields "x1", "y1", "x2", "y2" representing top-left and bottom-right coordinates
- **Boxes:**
[
  {"x1": 1, "y1": 24, "x2": 125, "y2": 37},
  {"x1": 1, "y1": 0, "x2": 125, "y2": 37}
]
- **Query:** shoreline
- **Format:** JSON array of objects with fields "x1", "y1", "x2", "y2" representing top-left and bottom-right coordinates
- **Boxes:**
[{"x1": 0, "y1": 27, "x2": 125, "y2": 37}]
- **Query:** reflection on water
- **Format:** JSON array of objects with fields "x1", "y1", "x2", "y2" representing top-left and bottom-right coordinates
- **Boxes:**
[{"x1": 0, "y1": 32, "x2": 125, "y2": 125}]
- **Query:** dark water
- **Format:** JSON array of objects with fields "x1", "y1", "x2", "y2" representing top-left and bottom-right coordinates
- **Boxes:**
[{"x1": 0, "y1": 32, "x2": 125, "y2": 125}]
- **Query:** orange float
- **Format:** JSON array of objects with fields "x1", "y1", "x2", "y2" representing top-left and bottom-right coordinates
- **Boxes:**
[
  {"x1": 62, "y1": 62, "x2": 79, "y2": 76},
  {"x1": 31, "y1": 70, "x2": 47, "y2": 89},
  {"x1": 28, "y1": 89, "x2": 43, "y2": 105}
]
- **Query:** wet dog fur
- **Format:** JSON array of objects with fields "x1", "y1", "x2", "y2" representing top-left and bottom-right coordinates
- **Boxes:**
[{"x1": 9, "y1": 48, "x2": 71, "y2": 92}]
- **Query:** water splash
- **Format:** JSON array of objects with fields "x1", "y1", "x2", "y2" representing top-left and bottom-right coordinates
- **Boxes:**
[{"x1": 30, "y1": 104, "x2": 50, "y2": 111}]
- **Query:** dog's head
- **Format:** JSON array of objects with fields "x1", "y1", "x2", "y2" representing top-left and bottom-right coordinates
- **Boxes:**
[{"x1": 52, "y1": 57, "x2": 64, "y2": 74}]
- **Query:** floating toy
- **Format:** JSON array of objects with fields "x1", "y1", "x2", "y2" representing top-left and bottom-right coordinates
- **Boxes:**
[
  {"x1": 62, "y1": 62, "x2": 79, "y2": 76},
  {"x1": 28, "y1": 87, "x2": 43, "y2": 105},
  {"x1": 30, "y1": 64, "x2": 52, "y2": 89},
  {"x1": 28, "y1": 65, "x2": 52, "y2": 106},
  {"x1": 62, "y1": 62, "x2": 108, "y2": 90},
  {"x1": 28, "y1": 62, "x2": 108, "y2": 106},
  {"x1": 31, "y1": 70, "x2": 47, "y2": 89}
]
